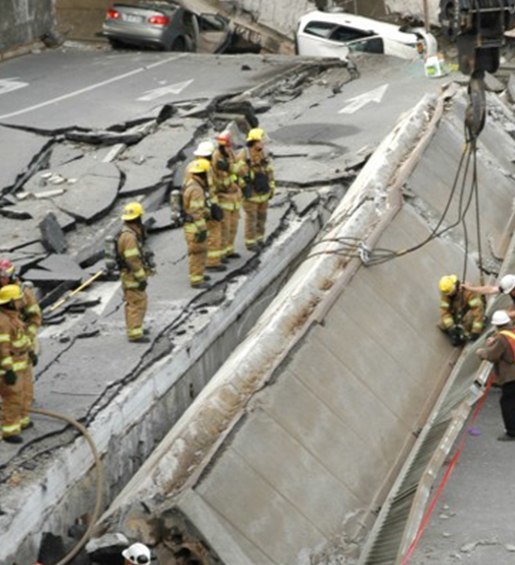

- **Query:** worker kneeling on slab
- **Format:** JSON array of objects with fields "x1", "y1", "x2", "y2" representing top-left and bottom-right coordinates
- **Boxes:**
[
  {"x1": 0, "y1": 284, "x2": 35, "y2": 444},
  {"x1": 117, "y1": 202, "x2": 153, "y2": 343},
  {"x1": 477, "y1": 310, "x2": 515, "y2": 441},
  {"x1": 438, "y1": 274, "x2": 485, "y2": 346}
]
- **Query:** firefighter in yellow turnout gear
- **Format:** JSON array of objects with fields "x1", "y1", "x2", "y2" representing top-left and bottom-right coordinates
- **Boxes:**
[
  {"x1": 0, "y1": 258, "x2": 41, "y2": 430},
  {"x1": 183, "y1": 159, "x2": 211, "y2": 289},
  {"x1": 235, "y1": 128, "x2": 276, "y2": 251},
  {"x1": 212, "y1": 131, "x2": 242, "y2": 260},
  {"x1": 0, "y1": 285, "x2": 34, "y2": 444},
  {"x1": 190, "y1": 141, "x2": 226, "y2": 272},
  {"x1": 117, "y1": 202, "x2": 152, "y2": 343},
  {"x1": 438, "y1": 274, "x2": 485, "y2": 346}
]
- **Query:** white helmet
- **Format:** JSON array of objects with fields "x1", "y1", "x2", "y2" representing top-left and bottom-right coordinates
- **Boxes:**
[
  {"x1": 499, "y1": 274, "x2": 515, "y2": 294},
  {"x1": 193, "y1": 140, "x2": 215, "y2": 157},
  {"x1": 491, "y1": 310, "x2": 511, "y2": 326},
  {"x1": 122, "y1": 542, "x2": 151, "y2": 564}
]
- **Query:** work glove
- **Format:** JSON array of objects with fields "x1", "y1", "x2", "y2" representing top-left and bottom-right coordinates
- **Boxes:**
[
  {"x1": 468, "y1": 333, "x2": 481, "y2": 342},
  {"x1": 29, "y1": 351, "x2": 38, "y2": 367},
  {"x1": 138, "y1": 280, "x2": 148, "y2": 291},
  {"x1": 195, "y1": 230, "x2": 208, "y2": 243},
  {"x1": 449, "y1": 325, "x2": 466, "y2": 347},
  {"x1": 4, "y1": 369, "x2": 17, "y2": 386}
]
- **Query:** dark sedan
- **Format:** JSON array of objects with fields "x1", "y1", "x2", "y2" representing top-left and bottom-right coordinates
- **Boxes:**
[{"x1": 102, "y1": 1, "x2": 233, "y2": 53}]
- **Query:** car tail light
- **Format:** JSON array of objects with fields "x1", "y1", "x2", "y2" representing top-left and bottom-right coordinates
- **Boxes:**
[
  {"x1": 148, "y1": 14, "x2": 170, "y2": 25},
  {"x1": 106, "y1": 9, "x2": 121, "y2": 20}
]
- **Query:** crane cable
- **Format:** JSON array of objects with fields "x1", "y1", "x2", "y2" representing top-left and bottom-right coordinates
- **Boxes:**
[
  {"x1": 29, "y1": 407, "x2": 104, "y2": 565},
  {"x1": 306, "y1": 142, "x2": 475, "y2": 265}
]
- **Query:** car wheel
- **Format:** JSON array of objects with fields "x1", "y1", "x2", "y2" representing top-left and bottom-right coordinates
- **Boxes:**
[
  {"x1": 170, "y1": 36, "x2": 186, "y2": 51},
  {"x1": 108, "y1": 38, "x2": 125, "y2": 50}
]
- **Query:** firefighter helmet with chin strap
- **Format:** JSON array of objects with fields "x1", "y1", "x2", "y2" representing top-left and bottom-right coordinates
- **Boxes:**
[
  {"x1": 0, "y1": 284, "x2": 22, "y2": 304},
  {"x1": 439, "y1": 274, "x2": 458, "y2": 295},
  {"x1": 122, "y1": 202, "x2": 144, "y2": 221}
]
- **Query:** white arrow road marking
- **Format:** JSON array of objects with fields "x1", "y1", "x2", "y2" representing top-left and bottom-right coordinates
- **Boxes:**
[
  {"x1": 137, "y1": 79, "x2": 194, "y2": 101},
  {"x1": 338, "y1": 83, "x2": 389, "y2": 115},
  {"x1": 0, "y1": 78, "x2": 29, "y2": 95}
]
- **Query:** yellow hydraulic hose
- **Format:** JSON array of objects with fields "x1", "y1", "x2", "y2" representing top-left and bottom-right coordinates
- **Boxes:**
[{"x1": 29, "y1": 407, "x2": 103, "y2": 565}]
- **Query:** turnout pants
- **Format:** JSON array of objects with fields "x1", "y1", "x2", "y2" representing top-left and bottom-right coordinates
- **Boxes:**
[
  {"x1": 123, "y1": 287, "x2": 148, "y2": 341},
  {"x1": 500, "y1": 381, "x2": 515, "y2": 436},
  {"x1": 0, "y1": 376, "x2": 23, "y2": 438},
  {"x1": 184, "y1": 230, "x2": 208, "y2": 286},
  {"x1": 20, "y1": 366, "x2": 33, "y2": 428},
  {"x1": 206, "y1": 219, "x2": 223, "y2": 267},
  {"x1": 243, "y1": 200, "x2": 268, "y2": 250},
  {"x1": 221, "y1": 209, "x2": 240, "y2": 256}
]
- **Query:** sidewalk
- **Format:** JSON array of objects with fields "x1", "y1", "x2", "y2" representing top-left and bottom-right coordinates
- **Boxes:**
[{"x1": 412, "y1": 389, "x2": 515, "y2": 564}]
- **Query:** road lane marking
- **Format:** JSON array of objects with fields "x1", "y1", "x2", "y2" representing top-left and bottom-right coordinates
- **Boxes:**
[
  {"x1": 137, "y1": 79, "x2": 194, "y2": 101},
  {"x1": 338, "y1": 83, "x2": 389, "y2": 115},
  {"x1": 0, "y1": 54, "x2": 187, "y2": 120},
  {"x1": 0, "y1": 78, "x2": 29, "y2": 96}
]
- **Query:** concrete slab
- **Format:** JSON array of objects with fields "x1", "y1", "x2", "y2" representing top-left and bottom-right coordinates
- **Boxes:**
[
  {"x1": 52, "y1": 165, "x2": 120, "y2": 223},
  {"x1": 0, "y1": 125, "x2": 49, "y2": 193},
  {"x1": 118, "y1": 160, "x2": 171, "y2": 197},
  {"x1": 39, "y1": 212, "x2": 67, "y2": 253}
]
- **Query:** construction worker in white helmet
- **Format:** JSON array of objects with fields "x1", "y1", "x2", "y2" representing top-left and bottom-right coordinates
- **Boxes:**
[
  {"x1": 212, "y1": 131, "x2": 242, "y2": 260},
  {"x1": 462, "y1": 274, "x2": 515, "y2": 320},
  {"x1": 0, "y1": 284, "x2": 34, "y2": 444},
  {"x1": 182, "y1": 158, "x2": 211, "y2": 289},
  {"x1": 477, "y1": 310, "x2": 515, "y2": 441},
  {"x1": 438, "y1": 274, "x2": 485, "y2": 346},
  {"x1": 234, "y1": 127, "x2": 275, "y2": 251},
  {"x1": 189, "y1": 140, "x2": 226, "y2": 273},
  {"x1": 117, "y1": 202, "x2": 152, "y2": 343},
  {"x1": 122, "y1": 542, "x2": 151, "y2": 564}
]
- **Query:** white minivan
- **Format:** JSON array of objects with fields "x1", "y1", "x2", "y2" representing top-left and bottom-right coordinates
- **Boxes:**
[{"x1": 296, "y1": 10, "x2": 437, "y2": 61}]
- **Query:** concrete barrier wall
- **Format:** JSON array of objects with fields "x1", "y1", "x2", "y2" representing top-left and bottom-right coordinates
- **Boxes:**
[{"x1": 0, "y1": 0, "x2": 54, "y2": 53}]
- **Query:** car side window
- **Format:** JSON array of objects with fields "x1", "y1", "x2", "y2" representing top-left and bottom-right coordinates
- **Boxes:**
[
  {"x1": 329, "y1": 25, "x2": 372, "y2": 43},
  {"x1": 302, "y1": 21, "x2": 338, "y2": 39}
]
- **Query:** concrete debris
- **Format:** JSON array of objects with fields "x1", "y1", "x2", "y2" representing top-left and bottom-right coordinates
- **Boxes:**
[
  {"x1": 118, "y1": 160, "x2": 171, "y2": 196},
  {"x1": 53, "y1": 165, "x2": 120, "y2": 223},
  {"x1": 505, "y1": 544, "x2": 515, "y2": 552},
  {"x1": 145, "y1": 208, "x2": 174, "y2": 232},
  {"x1": 39, "y1": 212, "x2": 67, "y2": 254},
  {"x1": 85, "y1": 532, "x2": 129, "y2": 558},
  {"x1": 460, "y1": 539, "x2": 500, "y2": 553},
  {"x1": 508, "y1": 73, "x2": 515, "y2": 103},
  {"x1": 24, "y1": 254, "x2": 86, "y2": 285}
]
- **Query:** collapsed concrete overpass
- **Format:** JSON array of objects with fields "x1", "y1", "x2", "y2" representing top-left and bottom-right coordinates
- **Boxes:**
[{"x1": 93, "y1": 85, "x2": 515, "y2": 563}]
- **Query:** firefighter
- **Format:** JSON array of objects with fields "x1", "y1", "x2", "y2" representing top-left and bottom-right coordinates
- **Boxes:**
[
  {"x1": 183, "y1": 159, "x2": 211, "y2": 289},
  {"x1": 117, "y1": 202, "x2": 151, "y2": 343},
  {"x1": 438, "y1": 274, "x2": 485, "y2": 346},
  {"x1": 191, "y1": 141, "x2": 226, "y2": 272},
  {"x1": 0, "y1": 258, "x2": 41, "y2": 430},
  {"x1": 0, "y1": 258, "x2": 42, "y2": 349},
  {"x1": 0, "y1": 284, "x2": 33, "y2": 443},
  {"x1": 477, "y1": 310, "x2": 515, "y2": 441},
  {"x1": 235, "y1": 127, "x2": 276, "y2": 251},
  {"x1": 462, "y1": 274, "x2": 515, "y2": 320},
  {"x1": 212, "y1": 131, "x2": 242, "y2": 259},
  {"x1": 122, "y1": 542, "x2": 151, "y2": 564}
]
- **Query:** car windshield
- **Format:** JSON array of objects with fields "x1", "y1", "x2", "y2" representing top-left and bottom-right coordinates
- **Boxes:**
[{"x1": 302, "y1": 21, "x2": 338, "y2": 39}]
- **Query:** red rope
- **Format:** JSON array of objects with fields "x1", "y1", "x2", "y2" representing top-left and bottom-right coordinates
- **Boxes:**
[{"x1": 401, "y1": 373, "x2": 494, "y2": 564}]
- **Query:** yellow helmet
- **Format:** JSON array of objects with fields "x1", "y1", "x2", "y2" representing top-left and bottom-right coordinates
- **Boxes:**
[
  {"x1": 188, "y1": 158, "x2": 211, "y2": 175},
  {"x1": 0, "y1": 284, "x2": 22, "y2": 305},
  {"x1": 439, "y1": 274, "x2": 458, "y2": 295},
  {"x1": 246, "y1": 127, "x2": 265, "y2": 142},
  {"x1": 121, "y1": 201, "x2": 144, "y2": 221}
]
